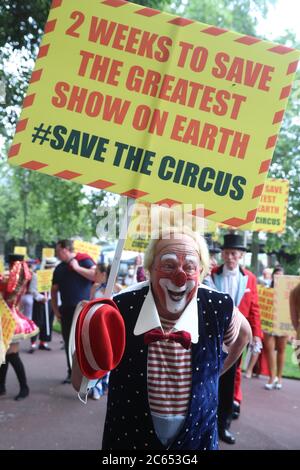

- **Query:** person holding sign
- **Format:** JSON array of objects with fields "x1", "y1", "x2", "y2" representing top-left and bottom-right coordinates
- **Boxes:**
[
  {"x1": 211, "y1": 234, "x2": 262, "y2": 444},
  {"x1": 72, "y1": 227, "x2": 251, "y2": 450},
  {"x1": 263, "y1": 266, "x2": 287, "y2": 390},
  {"x1": 0, "y1": 255, "x2": 38, "y2": 400},
  {"x1": 51, "y1": 240, "x2": 96, "y2": 384},
  {"x1": 28, "y1": 257, "x2": 57, "y2": 353},
  {"x1": 290, "y1": 283, "x2": 300, "y2": 368}
]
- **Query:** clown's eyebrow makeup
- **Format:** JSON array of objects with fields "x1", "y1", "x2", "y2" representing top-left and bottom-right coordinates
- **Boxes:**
[
  {"x1": 185, "y1": 255, "x2": 198, "y2": 263},
  {"x1": 160, "y1": 253, "x2": 178, "y2": 261}
]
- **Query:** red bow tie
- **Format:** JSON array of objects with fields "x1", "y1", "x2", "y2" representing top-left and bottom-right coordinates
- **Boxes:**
[{"x1": 144, "y1": 328, "x2": 191, "y2": 350}]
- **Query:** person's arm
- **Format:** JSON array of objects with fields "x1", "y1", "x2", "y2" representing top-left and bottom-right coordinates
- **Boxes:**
[
  {"x1": 51, "y1": 284, "x2": 61, "y2": 320},
  {"x1": 289, "y1": 290, "x2": 299, "y2": 332},
  {"x1": 69, "y1": 258, "x2": 96, "y2": 282},
  {"x1": 221, "y1": 315, "x2": 252, "y2": 375}
]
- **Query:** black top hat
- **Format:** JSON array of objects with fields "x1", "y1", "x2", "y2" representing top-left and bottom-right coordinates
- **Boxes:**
[
  {"x1": 204, "y1": 234, "x2": 221, "y2": 254},
  {"x1": 222, "y1": 234, "x2": 247, "y2": 251},
  {"x1": 8, "y1": 254, "x2": 24, "y2": 263}
]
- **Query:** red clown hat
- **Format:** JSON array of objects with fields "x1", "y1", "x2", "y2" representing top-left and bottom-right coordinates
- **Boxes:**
[{"x1": 75, "y1": 298, "x2": 125, "y2": 380}]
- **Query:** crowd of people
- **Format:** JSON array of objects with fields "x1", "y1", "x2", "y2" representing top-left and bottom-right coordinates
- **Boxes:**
[{"x1": 1, "y1": 231, "x2": 300, "y2": 450}]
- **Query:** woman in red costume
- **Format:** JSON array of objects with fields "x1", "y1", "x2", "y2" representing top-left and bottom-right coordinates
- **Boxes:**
[{"x1": 0, "y1": 254, "x2": 39, "y2": 400}]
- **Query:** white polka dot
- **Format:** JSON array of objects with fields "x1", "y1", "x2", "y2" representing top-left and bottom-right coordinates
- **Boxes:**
[
  {"x1": 129, "y1": 358, "x2": 132, "y2": 362},
  {"x1": 206, "y1": 322, "x2": 209, "y2": 326},
  {"x1": 128, "y1": 374, "x2": 131, "y2": 378},
  {"x1": 196, "y1": 367, "x2": 199, "y2": 371},
  {"x1": 130, "y1": 306, "x2": 133, "y2": 309},
  {"x1": 145, "y1": 443, "x2": 148, "y2": 447},
  {"x1": 203, "y1": 310, "x2": 206, "y2": 313},
  {"x1": 196, "y1": 422, "x2": 199, "y2": 426},
  {"x1": 219, "y1": 300, "x2": 222, "y2": 304},
  {"x1": 191, "y1": 437, "x2": 194, "y2": 441},
  {"x1": 145, "y1": 413, "x2": 148, "y2": 416},
  {"x1": 127, "y1": 399, "x2": 130, "y2": 403},
  {"x1": 186, "y1": 428, "x2": 189, "y2": 432},
  {"x1": 214, "y1": 310, "x2": 218, "y2": 314},
  {"x1": 125, "y1": 432, "x2": 128, "y2": 436},
  {"x1": 209, "y1": 335, "x2": 212, "y2": 338},
  {"x1": 197, "y1": 298, "x2": 200, "y2": 301},
  {"x1": 136, "y1": 391, "x2": 139, "y2": 394},
  {"x1": 122, "y1": 416, "x2": 125, "y2": 420},
  {"x1": 178, "y1": 441, "x2": 181, "y2": 444},
  {"x1": 225, "y1": 296, "x2": 228, "y2": 299},
  {"x1": 136, "y1": 429, "x2": 139, "y2": 432},
  {"x1": 140, "y1": 373, "x2": 144, "y2": 376},
  {"x1": 193, "y1": 394, "x2": 196, "y2": 398},
  {"x1": 203, "y1": 347, "x2": 206, "y2": 351},
  {"x1": 208, "y1": 299, "x2": 212, "y2": 303},
  {"x1": 209, "y1": 291, "x2": 212, "y2": 294},
  {"x1": 140, "y1": 350, "x2": 144, "y2": 353},
  {"x1": 150, "y1": 430, "x2": 153, "y2": 434},
  {"x1": 117, "y1": 437, "x2": 120, "y2": 441},
  {"x1": 207, "y1": 363, "x2": 210, "y2": 366},
  {"x1": 133, "y1": 292, "x2": 136, "y2": 295}
]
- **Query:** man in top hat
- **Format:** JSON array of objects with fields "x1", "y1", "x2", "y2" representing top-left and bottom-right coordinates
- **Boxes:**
[
  {"x1": 211, "y1": 233, "x2": 262, "y2": 444},
  {"x1": 72, "y1": 227, "x2": 251, "y2": 450}
]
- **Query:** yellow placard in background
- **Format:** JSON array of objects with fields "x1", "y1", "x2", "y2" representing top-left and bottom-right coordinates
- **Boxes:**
[
  {"x1": 0, "y1": 256, "x2": 5, "y2": 274},
  {"x1": 257, "y1": 286, "x2": 276, "y2": 334},
  {"x1": 0, "y1": 297, "x2": 16, "y2": 354},
  {"x1": 251, "y1": 178, "x2": 289, "y2": 232},
  {"x1": 8, "y1": 0, "x2": 300, "y2": 229},
  {"x1": 73, "y1": 240, "x2": 100, "y2": 262},
  {"x1": 14, "y1": 246, "x2": 27, "y2": 256},
  {"x1": 273, "y1": 275, "x2": 300, "y2": 336},
  {"x1": 37, "y1": 269, "x2": 54, "y2": 292},
  {"x1": 42, "y1": 248, "x2": 55, "y2": 259}
]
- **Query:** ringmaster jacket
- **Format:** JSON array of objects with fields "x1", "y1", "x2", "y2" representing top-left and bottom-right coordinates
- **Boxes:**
[{"x1": 102, "y1": 283, "x2": 233, "y2": 450}]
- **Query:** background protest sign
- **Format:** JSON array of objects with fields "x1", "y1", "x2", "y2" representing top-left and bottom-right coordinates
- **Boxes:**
[
  {"x1": 251, "y1": 178, "x2": 289, "y2": 232},
  {"x1": 13, "y1": 246, "x2": 27, "y2": 256},
  {"x1": 273, "y1": 275, "x2": 299, "y2": 336},
  {"x1": 73, "y1": 240, "x2": 100, "y2": 261},
  {"x1": 37, "y1": 269, "x2": 54, "y2": 292},
  {"x1": 42, "y1": 248, "x2": 55, "y2": 259},
  {"x1": 8, "y1": 0, "x2": 300, "y2": 228},
  {"x1": 257, "y1": 285, "x2": 276, "y2": 334}
]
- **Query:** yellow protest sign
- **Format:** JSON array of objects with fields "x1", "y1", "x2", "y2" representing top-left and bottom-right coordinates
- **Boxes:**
[
  {"x1": 273, "y1": 275, "x2": 300, "y2": 336},
  {"x1": 42, "y1": 248, "x2": 55, "y2": 259},
  {"x1": 257, "y1": 286, "x2": 276, "y2": 334},
  {"x1": 14, "y1": 246, "x2": 27, "y2": 256},
  {"x1": 0, "y1": 297, "x2": 16, "y2": 353},
  {"x1": 8, "y1": 0, "x2": 300, "y2": 228},
  {"x1": 0, "y1": 256, "x2": 5, "y2": 274},
  {"x1": 37, "y1": 269, "x2": 54, "y2": 292},
  {"x1": 251, "y1": 179, "x2": 289, "y2": 232},
  {"x1": 73, "y1": 240, "x2": 100, "y2": 262},
  {"x1": 0, "y1": 319, "x2": 4, "y2": 365}
]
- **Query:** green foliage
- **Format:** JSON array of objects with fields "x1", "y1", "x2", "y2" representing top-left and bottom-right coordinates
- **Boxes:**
[{"x1": 168, "y1": 0, "x2": 276, "y2": 35}]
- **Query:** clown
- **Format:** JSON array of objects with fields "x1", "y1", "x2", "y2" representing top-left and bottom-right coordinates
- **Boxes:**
[{"x1": 73, "y1": 226, "x2": 251, "y2": 450}]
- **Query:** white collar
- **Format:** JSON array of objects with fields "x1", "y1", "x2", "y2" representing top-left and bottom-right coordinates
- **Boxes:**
[
  {"x1": 223, "y1": 265, "x2": 240, "y2": 276},
  {"x1": 133, "y1": 286, "x2": 199, "y2": 343}
]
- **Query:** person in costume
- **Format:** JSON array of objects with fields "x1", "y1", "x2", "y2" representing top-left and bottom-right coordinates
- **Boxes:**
[
  {"x1": 28, "y1": 257, "x2": 57, "y2": 353},
  {"x1": 51, "y1": 240, "x2": 96, "y2": 384},
  {"x1": 211, "y1": 234, "x2": 262, "y2": 444},
  {"x1": 73, "y1": 227, "x2": 251, "y2": 450},
  {"x1": 0, "y1": 254, "x2": 39, "y2": 400}
]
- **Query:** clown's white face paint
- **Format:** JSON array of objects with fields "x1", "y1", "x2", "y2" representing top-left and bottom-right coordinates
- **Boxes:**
[{"x1": 150, "y1": 236, "x2": 202, "y2": 319}]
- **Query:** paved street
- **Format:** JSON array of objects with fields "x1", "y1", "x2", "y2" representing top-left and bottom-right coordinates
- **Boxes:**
[{"x1": 0, "y1": 332, "x2": 299, "y2": 450}]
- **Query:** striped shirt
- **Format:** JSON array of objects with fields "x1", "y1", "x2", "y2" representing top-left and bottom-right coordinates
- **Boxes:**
[
  {"x1": 148, "y1": 316, "x2": 192, "y2": 417},
  {"x1": 148, "y1": 308, "x2": 242, "y2": 418}
]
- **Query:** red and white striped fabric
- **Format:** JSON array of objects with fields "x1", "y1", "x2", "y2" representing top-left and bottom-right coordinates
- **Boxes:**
[{"x1": 147, "y1": 317, "x2": 192, "y2": 416}]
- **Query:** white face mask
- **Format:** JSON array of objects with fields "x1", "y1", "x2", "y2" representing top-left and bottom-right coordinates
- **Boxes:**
[{"x1": 128, "y1": 269, "x2": 134, "y2": 276}]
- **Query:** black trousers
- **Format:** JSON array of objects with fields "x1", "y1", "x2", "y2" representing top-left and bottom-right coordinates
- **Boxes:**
[
  {"x1": 31, "y1": 300, "x2": 54, "y2": 343},
  {"x1": 218, "y1": 361, "x2": 238, "y2": 431},
  {"x1": 60, "y1": 305, "x2": 76, "y2": 375}
]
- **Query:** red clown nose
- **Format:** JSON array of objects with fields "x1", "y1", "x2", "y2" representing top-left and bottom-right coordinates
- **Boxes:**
[{"x1": 173, "y1": 271, "x2": 187, "y2": 287}]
